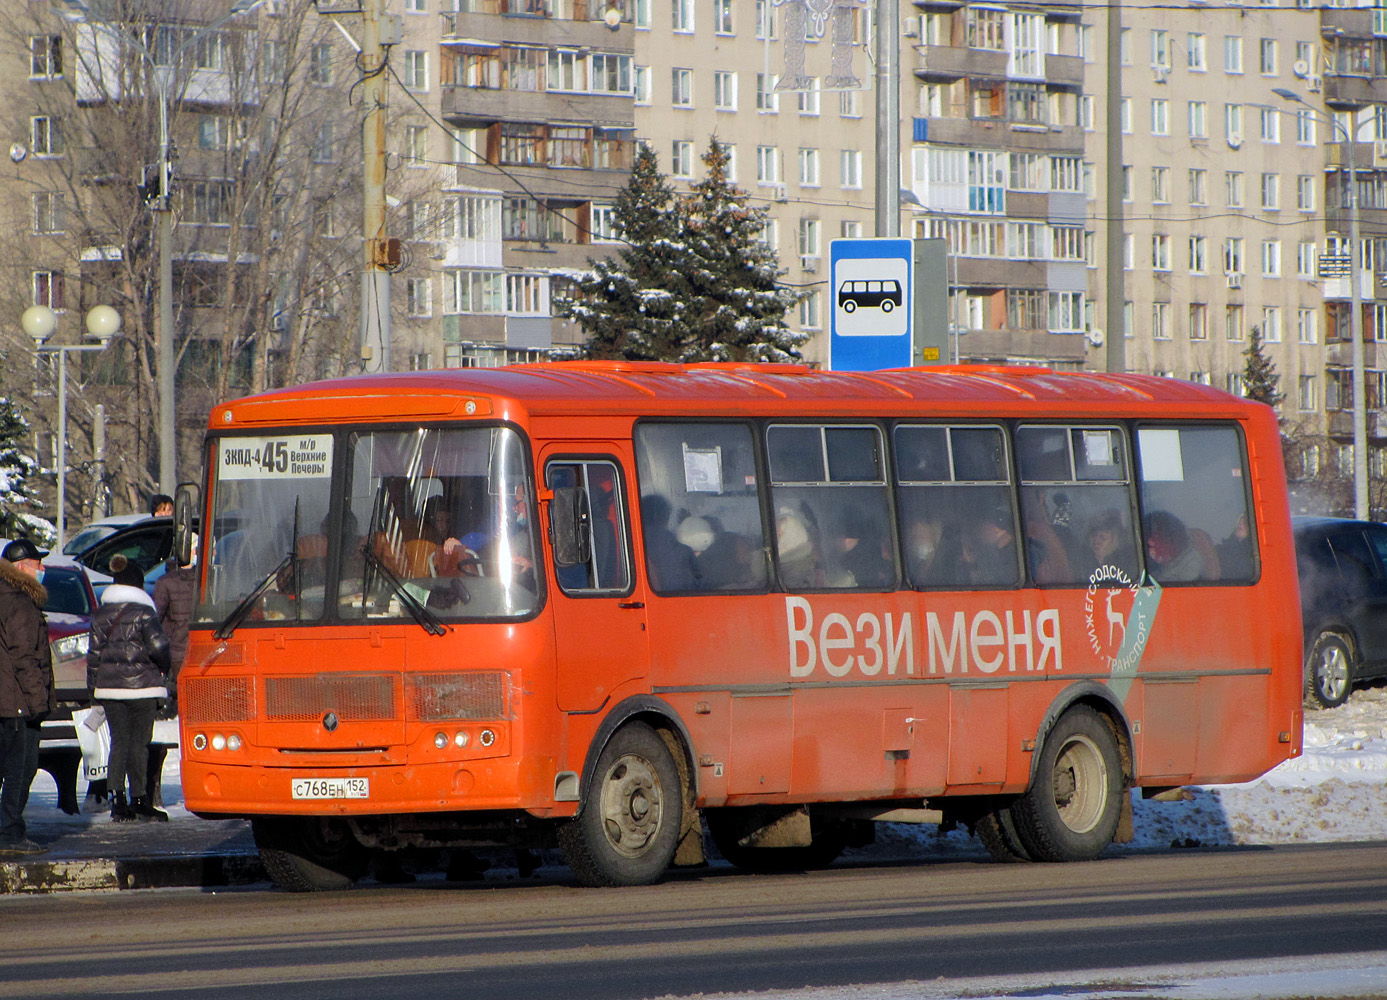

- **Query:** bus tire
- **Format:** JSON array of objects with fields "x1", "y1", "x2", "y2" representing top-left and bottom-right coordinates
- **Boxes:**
[
  {"x1": 706, "y1": 809, "x2": 848, "y2": 873},
  {"x1": 1010, "y1": 706, "x2": 1123, "y2": 863},
  {"x1": 1304, "y1": 632, "x2": 1353, "y2": 709},
  {"x1": 880, "y1": 299, "x2": 894, "y2": 313},
  {"x1": 974, "y1": 805, "x2": 1033, "y2": 863},
  {"x1": 843, "y1": 300, "x2": 857, "y2": 313},
  {"x1": 252, "y1": 816, "x2": 370, "y2": 892},
  {"x1": 558, "y1": 722, "x2": 683, "y2": 887}
]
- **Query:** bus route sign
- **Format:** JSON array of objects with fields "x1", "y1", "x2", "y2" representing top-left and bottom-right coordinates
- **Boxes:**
[{"x1": 829, "y1": 238, "x2": 913, "y2": 371}]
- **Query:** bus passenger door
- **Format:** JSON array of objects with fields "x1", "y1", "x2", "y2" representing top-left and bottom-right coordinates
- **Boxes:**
[{"x1": 543, "y1": 451, "x2": 649, "y2": 713}]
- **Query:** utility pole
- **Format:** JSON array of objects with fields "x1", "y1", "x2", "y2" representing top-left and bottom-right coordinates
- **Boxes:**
[
  {"x1": 360, "y1": 0, "x2": 391, "y2": 373},
  {"x1": 874, "y1": 0, "x2": 900, "y2": 238},
  {"x1": 1104, "y1": 1, "x2": 1125, "y2": 374}
]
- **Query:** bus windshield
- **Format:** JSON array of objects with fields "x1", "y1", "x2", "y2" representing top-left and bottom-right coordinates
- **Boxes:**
[{"x1": 195, "y1": 425, "x2": 539, "y2": 627}]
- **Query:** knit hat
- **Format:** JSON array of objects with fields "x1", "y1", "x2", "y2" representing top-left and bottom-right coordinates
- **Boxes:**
[{"x1": 108, "y1": 553, "x2": 145, "y2": 589}]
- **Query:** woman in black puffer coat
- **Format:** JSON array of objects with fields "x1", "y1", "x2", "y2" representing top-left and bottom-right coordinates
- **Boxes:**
[{"x1": 87, "y1": 557, "x2": 171, "y2": 822}]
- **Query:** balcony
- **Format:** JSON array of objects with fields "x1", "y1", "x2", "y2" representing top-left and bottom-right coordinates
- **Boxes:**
[
  {"x1": 441, "y1": 86, "x2": 632, "y2": 129},
  {"x1": 952, "y1": 257, "x2": 1047, "y2": 288},
  {"x1": 1324, "y1": 73, "x2": 1387, "y2": 107},
  {"x1": 914, "y1": 116, "x2": 1083, "y2": 152},
  {"x1": 1327, "y1": 408, "x2": 1387, "y2": 441},
  {"x1": 913, "y1": 45, "x2": 1007, "y2": 80},
  {"x1": 1320, "y1": 8, "x2": 1375, "y2": 41},
  {"x1": 957, "y1": 327, "x2": 1089, "y2": 365},
  {"x1": 440, "y1": 9, "x2": 631, "y2": 50},
  {"x1": 1045, "y1": 54, "x2": 1084, "y2": 89}
]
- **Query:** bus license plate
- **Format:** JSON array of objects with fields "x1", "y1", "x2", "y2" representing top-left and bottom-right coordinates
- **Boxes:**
[{"x1": 291, "y1": 777, "x2": 369, "y2": 800}]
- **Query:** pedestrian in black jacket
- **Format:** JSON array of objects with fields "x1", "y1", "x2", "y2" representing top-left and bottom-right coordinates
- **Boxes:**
[
  {"x1": 87, "y1": 557, "x2": 171, "y2": 822},
  {"x1": 0, "y1": 539, "x2": 54, "y2": 855}
]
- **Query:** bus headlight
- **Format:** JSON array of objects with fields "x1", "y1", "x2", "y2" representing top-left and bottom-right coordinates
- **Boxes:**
[
  {"x1": 192, "y1": 733, "x2": 208, "y2": 751},
  {"x1": 211, "y1": 734, "x2": 227, "y2": 751},
  {"x1": 434, "y1": 731, "x2": 448, "y2": 749},
  {"x1": 454, "y1": 731, "x2": 470, "y2": 748},
  {"x1": 226, "y1": 734, "x2": 242, "y2": 751}
]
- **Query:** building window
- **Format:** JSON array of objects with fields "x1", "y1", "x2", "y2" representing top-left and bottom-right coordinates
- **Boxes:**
[
  {"x1": 1151, "y1": 98, "x2": 1169, "y2": 135},
  {"x1": 311, "y1": 44, "x2": 333, "y2": 86},
  {"x1": 714, "y1": 70, "x2": 737, "y2": 110},
  {"x1": 1189, "y1": 303, "x2": 1209, "y2": 340},
  {"x1": 30, "y1": 116, "x2": 62, "y2": 157},
  {"x1": 756, "y1": 0, "x2": 778, "y2": 39},
  {"x1": 1189, "y1": 234, "x2": 1207, "y2": 273},
  {"x1": 1152, "y1": 233, "x2": 1171, "y2": 270},
  {"x1": 1261, "y1": 172, "x2": 1279, "y2": 210},
  {"x1": 841, "y1": 150, "x2": 862, "y2": 189},
  {"x1": 1262, "y1": 307, "x2": 1282, "y2": 342},
  {"x1": 1188, "y1": 101, "x2": 1207, "y2": 139},
  {"x1": 404, "y1": 50, "x2": 428, "y2": 90},
  {"x1": 798, "y1": 217, "x2": 820, "y2": 257},
  {"x1": 1259, "y1": 38, "x2": 1277, "y2": 75},
  {"x1": 405, "y1": 125, "x2": 428, "y2": 166},
  {"x1": 1049, "y1": 292, "x2": 1084, "y2": 332},
  {"x1": 1261, "y1": 239, "x2": 1281, "y2": 277},
  {"x1": 591, "y1": 53, "x2": 631, "y2": 93},
  {"x1": 32, "y1": 270, "x2": 64, "y2": 310},
  {"x1": 1187, "y1": 32, "x2": 1207, "y2": 70},
  {"x1": 671, "y1": 140, "x2": 693, "y2": 178},
  {"x1": 1260, "y1": 107, "x2": 1280, "y2": 143},
  {"x1": 1153, "y1": 302, "x2": 1170, "y2": 340},
  {"x1": 799, "y1": 290, "x2": 821, "y2": 329},
  {"x1": 1297, "y1": 175, "x2": 1316, "y2": 211},
  {"x1": 1150, "y1": 29, "x2": 1171, "y2": 68},
  {"x1": 672, "y1": 68, "x2": 693, "y2": 106},
  {"x1": 1120, "y1": 98, "x2": 1131, "y2": 134},
  {"x1": 1225, "y1": 103, "x2": 1243, "y2": 142},
  {"x1": 1225, "y1": 171, "x2": 1244, "y2": 208},
  {"x1": 799, "y1": 147, "x2": 820, "y2": 187},
  {"x1": 407, "y1": 278, "x2": 432, "y2": 317},
  {"x1": 1052, "y1": 226, "x2": 1084, "y2": 260},
  {"x1": 1152, "y1": 165, "x2": 1170, "y2": 203},
  {"x1": 1297, "y1": 241, "x2": 1317, "y2": 278},
  {"x1": 32, "y1": 193, "x2": 64, "y2": 234},
  {"x1": 1299, "y1": 375, "x2": 1317, "y2": 411},
  {"x1": 634, "y1": 0, "x2": 650, "y2": 28},
  {"x1": 757, "y1": 145, "x2": 780, "y2": 184},
  {"x1": 549, "y1": 50, "x2": 586, "y2": 91},
  {"x1": 673, "y1": 0, "x2": 694, "y2": 32},
  {"x1": 756, "y1": 73, "x2": 779, "y2": 112},
  {"x1": 1224, "y1": 236, "x2": 1244, "y2": 274},
  {"x1": 840, "y1": 89, "x2": 861, "y2": 117},
  {"x1": 798, "y1": 80, "x2": 821, "y2": 115},
  {"x1": 30, "y1": 35, "x2": 62, "y2": 79},
  {"x1": 1298, "y1": 308, "x2": 1318, "y2": 344},
  {"x1": 1225, "y1": 35, "x2": 1243, "y2": 73},
  {"x1": 715, "y1": 0, "x2": 733, "y2": 33},
  {"x1": 1189, "y1": 168, "x2": 1207, "y2": 205},
  {"x1": 1296, "y1": 109, "x2": 1316, "y2": 145},
  {"x1": 634, "y1": 66, "x2": 651, "y2": 104},
  {"x1": 1226, "y1": 304, "x2": 1244, "y2": 341},
  {"x1": 311, "y1": 121, "x2": 335, "y2": 163}
]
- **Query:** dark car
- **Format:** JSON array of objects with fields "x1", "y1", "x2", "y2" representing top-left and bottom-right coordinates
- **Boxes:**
[
  {"x1": 38, "y1": 564, "x2": 98, "y2": 702},
  {"x1": 1294, "y1": 516, "x2": 1387, "y2": 708},
  {"x1": 70, "y1": 516, "x2": 174, "y2": 596}
]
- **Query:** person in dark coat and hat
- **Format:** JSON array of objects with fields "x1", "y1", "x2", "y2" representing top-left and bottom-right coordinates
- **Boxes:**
[
  {"x1": 0, "y1": 538, "x2": 54, "y2": 855},
  {"x1": 88, "y1": 555, "x2": 172, "y2": 821}
]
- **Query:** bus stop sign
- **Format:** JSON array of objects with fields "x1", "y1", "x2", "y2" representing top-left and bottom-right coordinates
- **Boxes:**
[{"x1": 829, "y1": 238, "x2": 913, "y2": 371}]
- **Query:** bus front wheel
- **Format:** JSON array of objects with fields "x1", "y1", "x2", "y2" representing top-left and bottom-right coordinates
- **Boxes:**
[
  {"x1": 252, "y1": 816, "x2": 370, "y2": 892},
  {"x1": 842, "y1": 300, "x2": 857, "y2": 313},
  {"x1": 559, "y1": 722, "x2": 683, "y2": 887},
  {"x1": 880, "y1": 299, "x2": 894, "y2": 313},
  {"x1": 1010, "y1": 706, "x2": 1123, "y2": 863}
]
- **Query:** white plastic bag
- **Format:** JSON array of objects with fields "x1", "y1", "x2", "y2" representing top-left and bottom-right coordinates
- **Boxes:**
[{"x1": 71, "y1": 706, "x2": 110, "y2": 783}]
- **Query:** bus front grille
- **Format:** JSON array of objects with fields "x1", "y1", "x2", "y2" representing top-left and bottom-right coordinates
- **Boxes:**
[
  {"x1": 405, "y1": 671, "x2": 509, "y2": 721},
  {"x1": 183, "y1": 676, "x2": 255, "y2": 725},
  {"x1": 265, "y1": 674, "x2": 396, "y2": 722}
]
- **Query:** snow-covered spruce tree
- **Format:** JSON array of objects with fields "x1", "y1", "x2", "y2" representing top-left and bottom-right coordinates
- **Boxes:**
[
  {"x1": 1242, "y1": 325, "x2": 1284, "y2": 409},
  {"x1": 556, "y1": 142, "x2": 694, "y2": 360},
  {"x1": 0, "y1": 395, "x2": 53, "y2": 546},
  {"x1": 679, "y1": 138, "x2": 805, "y2": 363}
]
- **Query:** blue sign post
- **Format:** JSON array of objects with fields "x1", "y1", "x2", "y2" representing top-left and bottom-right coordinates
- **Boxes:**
[{"x1": 828, "y1": 238, "x2": 913, "y2": 371}]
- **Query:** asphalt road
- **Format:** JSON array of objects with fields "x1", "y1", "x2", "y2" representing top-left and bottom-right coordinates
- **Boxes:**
[{"x1": 4, "y1": 843, "x2": 1386, "y2": 1000}]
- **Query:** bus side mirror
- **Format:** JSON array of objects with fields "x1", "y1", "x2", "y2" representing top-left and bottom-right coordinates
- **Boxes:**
[
  {"x1": 173, "y1": 483, "x2": 199, "y2": 567},
  {"x1": 550, "y1": 486, "x2": 592, "y2": 567}
]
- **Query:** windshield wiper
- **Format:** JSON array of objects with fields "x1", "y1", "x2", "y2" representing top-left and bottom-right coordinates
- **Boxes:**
[
  {"x1": 213, "y1": 551, "x2": 293, "y2": 640},
  {"x1": 359, "y1": 544, "x2": 448, "y2": 636}
]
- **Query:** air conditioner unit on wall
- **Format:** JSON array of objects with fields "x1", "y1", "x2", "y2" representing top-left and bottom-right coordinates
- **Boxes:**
[
  {"x1": 1227, "y1": 273, "x2": 1243, "y2": 289},
  {"x1": 904, "y1": 16, "x2": 920, "y2": 37},
  {"x1": 1153, "y1": 65, "x2": 1169, "y2": 84}
]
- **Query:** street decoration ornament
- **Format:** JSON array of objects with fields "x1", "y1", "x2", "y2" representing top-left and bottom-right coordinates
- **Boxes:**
[{"x1": 773, "y1": 0, "x2": 868, "y2": 91}]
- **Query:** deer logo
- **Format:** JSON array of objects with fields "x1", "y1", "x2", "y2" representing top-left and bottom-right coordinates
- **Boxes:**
[{"x1": 1105, "y1": 589, "x2": 1127, "y2": 646}]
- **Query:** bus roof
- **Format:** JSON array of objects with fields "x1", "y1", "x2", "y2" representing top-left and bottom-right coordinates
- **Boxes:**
[{"x1": 209, "y1": 361, "x2": 1268, "y2": 429}]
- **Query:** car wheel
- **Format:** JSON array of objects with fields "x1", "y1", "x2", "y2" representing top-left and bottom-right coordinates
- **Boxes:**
[{"x1": 1304, "y1": 632, "x2": 1353, "y2": 709}]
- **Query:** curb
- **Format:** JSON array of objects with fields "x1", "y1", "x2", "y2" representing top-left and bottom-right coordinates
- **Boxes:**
[{"x1": 0, "y1": 854, "x2": 266, "y2": 894}]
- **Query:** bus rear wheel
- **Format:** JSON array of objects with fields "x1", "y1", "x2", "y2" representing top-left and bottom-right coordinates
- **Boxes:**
[
  {"x1": 1010, "y1": 706, "x2": 1123, "y2": 863},
  {"x1": 706, "y1": 809, "x2": 849, "y2": 873},
  {"x1": 558, "y1": 722, "x2": 683, "y2": 887},
  {"x1": 252, "y1": 816, "x2": 370, "y2": 892},
  {"x1": 974, "y1": 805, "x2": 1033, "y2": 863}
]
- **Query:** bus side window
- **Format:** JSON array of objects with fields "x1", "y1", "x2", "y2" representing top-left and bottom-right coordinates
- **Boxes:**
[
  {"x1": 769, "y1": 424, "x2": 896, "y2": 591},
  {"x1": 545, "y1": 460, "x2": 631, "y2": 595},
  {"x1": 896, "y1": 424, "x2": 1019, "y2": 589},
  {"x1": 634, "y1": 422, "x2": 770, "y2": 594},
  {"x1": 1136, "y1": 424, "x2": 1256, "y2": 585}
]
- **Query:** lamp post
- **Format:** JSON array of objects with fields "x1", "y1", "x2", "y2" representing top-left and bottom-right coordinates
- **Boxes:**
[
  {"x1": 57, "y1": 0, "x2": 264, "y2": 497},
  {"x1": 22, "y1": 304, "x2": 122, "y2": 547},
  {"x1": 1274, "y1": 88, "x2": 1368, "y2": 519}
]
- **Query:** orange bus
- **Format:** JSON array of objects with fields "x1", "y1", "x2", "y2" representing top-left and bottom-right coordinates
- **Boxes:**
[{"x1": 176, "y1": 362, "x2": 1303, "y2": 890}]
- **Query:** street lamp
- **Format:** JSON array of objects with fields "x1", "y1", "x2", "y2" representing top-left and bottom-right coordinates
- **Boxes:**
[
  {"x1": 57, "y1": 0, "x2": 265, "y2": 497},
  {"x1": 1274, "y1": 87, "x2": 1369, "y2": 520},
  {"x1": 22, "y1": 304, "x2": 122, "y2": 547}
]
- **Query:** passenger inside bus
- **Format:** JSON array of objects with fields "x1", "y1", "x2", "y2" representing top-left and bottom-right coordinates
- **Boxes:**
[
  {"x1": 1082, "y1": 508, "x2": 1139, "y2": 579},
  {"x1": 826, "y1": 507, "x2": 893, "y2": 588},
  {"x1": 776, "y1": 506, "x2": 820, "y2": 590},
  {"x1": 642, "y1": 495, "x2": 700, "y2": 591},
  {"x1": 1144, "y1": 510, "x2": 1219, "y2": 583},
  {"x1": 960, "y1": 507, "x2": 1019, "y2": 586},
  {"x1": 1217, "y1": 513, "x2": 1255, "y2": 580},
  {"x1": 697, "y1": 526, "x2": 761, "y2": 590}
]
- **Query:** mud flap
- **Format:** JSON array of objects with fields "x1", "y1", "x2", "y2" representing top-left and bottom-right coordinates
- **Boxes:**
[{"x1": 1115, "y1": 787, "x2": 1135, "y2": 843}]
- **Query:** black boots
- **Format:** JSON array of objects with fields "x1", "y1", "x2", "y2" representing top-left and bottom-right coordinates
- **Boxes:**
[
  {"x1": 132, "y1": 796, "x2": 169, "y2": 823},
  {"x1": 111, "y1": 792, "x2": 136, "y2": 822}
]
